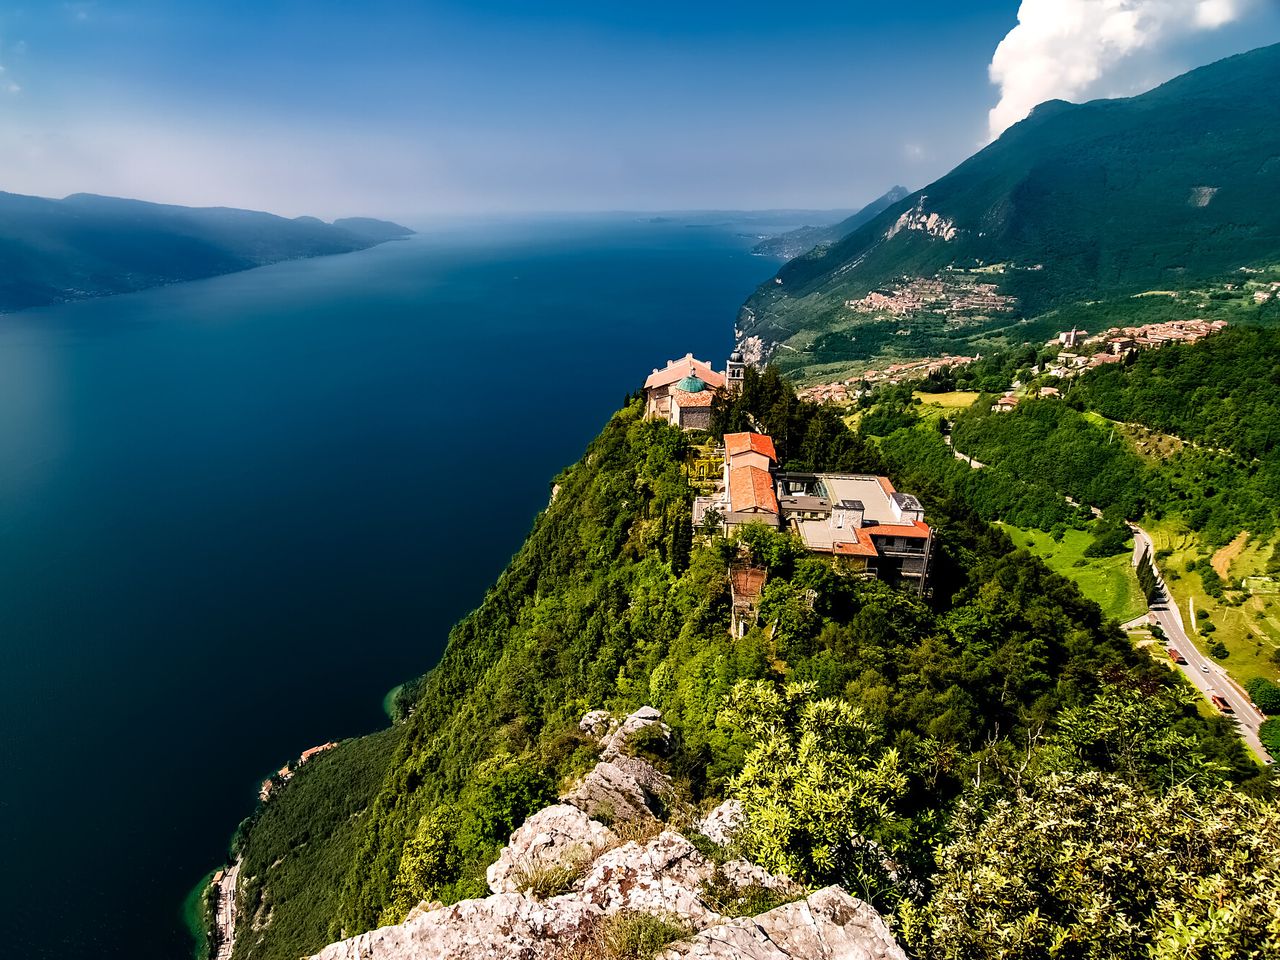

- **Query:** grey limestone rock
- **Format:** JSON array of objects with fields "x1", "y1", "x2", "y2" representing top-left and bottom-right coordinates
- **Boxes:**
[
  {"x1": 658, "y1": 886, "x2": 907, "y2": 960},
  {"x1": 695, "y1": 799, "x2": 746, "y2": 847},
  {"x1": 579, "y1": 830, "x2": 720, "y2": 924},
  {"x1": 486, "y1": 803, "x2": 617, "y2": 895},
  {"x1": 560, "y1": 754, "x2": 671, "y2": 823},
  {"x1": 600, "y1": 705, "x2": 670, "y2": 760},
  {"x1": 310, "y1": 892, "x2": 602, "y2": 960}
]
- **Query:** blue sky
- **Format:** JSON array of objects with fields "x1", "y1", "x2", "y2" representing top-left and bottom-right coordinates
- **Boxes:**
[{"x1": 0, "y1": 1, "x2": 1277, "y2": 218}]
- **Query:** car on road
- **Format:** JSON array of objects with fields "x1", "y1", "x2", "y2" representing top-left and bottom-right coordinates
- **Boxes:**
[{"x1": 1201, "y1": 664, "x2": 1210, "y2": 673}]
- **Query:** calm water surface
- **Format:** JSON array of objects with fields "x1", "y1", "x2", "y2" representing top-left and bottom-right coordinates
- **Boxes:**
[{"x1": 0, "y1": 215, "x2": 782, "y2": 960}]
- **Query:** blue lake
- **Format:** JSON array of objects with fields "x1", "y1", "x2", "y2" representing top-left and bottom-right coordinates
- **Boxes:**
[{"x1": 0, "y1": 215, "x2": 783, "y2": 959}]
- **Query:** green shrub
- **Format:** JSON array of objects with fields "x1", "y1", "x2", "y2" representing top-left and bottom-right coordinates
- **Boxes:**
[
  {"x1": 1260, "y1": 718, "x2": 1280, "y2": 756},
  {"x1": 1246, "y1": 678, "x2": 1280, "y2": 714},
  {"x1": 1201, "y1": 567, "x2": 1225, "y2": 599},
  {"x1": 1208, "y1": 641, "x2": 1229, "y2": 659},
  {"x1": 599, "y1": 912, "x2": 690, "y2": 960}
]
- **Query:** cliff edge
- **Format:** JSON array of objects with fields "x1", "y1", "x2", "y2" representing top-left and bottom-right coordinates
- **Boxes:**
[{"x1": 310, "y1": 707, "x2": 905, "y2": 960}]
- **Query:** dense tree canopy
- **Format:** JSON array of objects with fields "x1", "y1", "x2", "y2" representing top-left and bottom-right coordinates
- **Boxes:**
[{"x1": 227, "y1": 367, "x2": 1268, "y2": 960}]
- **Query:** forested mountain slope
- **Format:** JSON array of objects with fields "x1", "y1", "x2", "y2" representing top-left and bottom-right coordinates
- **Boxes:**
[
  {"x1": 0, "y1": 191, "x2": 414, "y2": 312},
  {"x1": 215, "y1": 371, "x2": 1264, "y2": 960},
  {"x1": 739, "y1": 43, "x2": 1280, "y2": 377},
  {"x1": 751, "y1": 186, "x2": 910, "y2": 260}
]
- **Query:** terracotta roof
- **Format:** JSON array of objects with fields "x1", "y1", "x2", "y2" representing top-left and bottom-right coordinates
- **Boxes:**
[
  {"x1": 875, "y1": 476, "x2": 898, "y2": 497},
  {"x1": 672, "y1": 388, "x2": 714, "y2": 407},
  {"x1": 724, "y1": 432, "x2": 777, "y2": 462},
  {"x1": 868, "y1": 520, "x2": 932, "y2": 540},
  {"x1": 729, "y1": 465, "x2": 779, "y2": 514},
  {"x1": 644, "y1": 354, "x2": 726, "y2": 391},
  {"x1": 834, "y1": 532, "x2": 879, "y2": 558},
  {"x1": 730, "y1": 566, "x2": 768, "y2": 601}
]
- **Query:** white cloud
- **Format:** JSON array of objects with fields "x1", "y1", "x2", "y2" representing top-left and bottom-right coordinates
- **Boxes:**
[{"x1": 987, "y1": 0, "x2": 1255, "y2": 139}]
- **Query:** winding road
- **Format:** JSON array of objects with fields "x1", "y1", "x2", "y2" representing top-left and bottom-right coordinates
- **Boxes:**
[
  {"x1": 1130, "y1": 525, "x2": 1271, "y2": 764},
  {"x1": 945, "y1": 434, "x2": 1271, "y2": 763}
]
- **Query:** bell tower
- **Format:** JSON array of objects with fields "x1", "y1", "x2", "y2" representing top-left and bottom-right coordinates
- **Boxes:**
[{"x1": 726, "y1": 350, "x2": 746, "y2": 395}]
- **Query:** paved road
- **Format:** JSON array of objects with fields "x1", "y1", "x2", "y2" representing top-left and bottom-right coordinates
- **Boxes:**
[
  {"x1": 946, "y1": 435, "x2": 1271, "y2": 763},
  {"x1": 943, "y1": 435, "x2": 985, "y2": 469},
  {"x1": 1131, "y1": 524, "x2": 1272, "y2": 764}
]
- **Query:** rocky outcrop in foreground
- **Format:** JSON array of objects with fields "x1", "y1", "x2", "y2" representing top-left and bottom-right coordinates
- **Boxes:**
[{"x1": 311, "y1": 708, "x2": 905, "y2": 960}]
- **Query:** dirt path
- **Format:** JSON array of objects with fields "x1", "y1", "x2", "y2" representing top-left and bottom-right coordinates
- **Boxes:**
[{"x1": 1212, "y1": 531, "x2": 1249, "y2": 579}]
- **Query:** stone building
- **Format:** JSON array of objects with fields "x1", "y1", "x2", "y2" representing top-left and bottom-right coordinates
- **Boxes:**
[{"x1": 643, "y1": 351, "x2": 745, "y2": 431}]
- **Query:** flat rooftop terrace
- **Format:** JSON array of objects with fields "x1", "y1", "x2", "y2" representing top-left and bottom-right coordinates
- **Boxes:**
[{"x1": 817, "y1": 475, "x2": 900, "y2": 525}]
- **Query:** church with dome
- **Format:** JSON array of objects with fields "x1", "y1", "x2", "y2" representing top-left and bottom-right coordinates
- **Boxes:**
[{"x1": 642, "y1": 352, "x2": 746, "y2": 431}]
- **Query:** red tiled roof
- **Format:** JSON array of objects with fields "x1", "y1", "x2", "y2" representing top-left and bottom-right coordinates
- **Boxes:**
[
  {"x1": 724, "y1": 432, "x2": 777, "y2": 462},
  {"x1": 869, "y1": 520, "x2": 932, "y2": 540},
  {"x1": 833, "y1": 530, "x2": 879, "y2": 558},
  {"x1": 672, "y1": 388, "x2": 714, "y2": 407},
  {"x1": 876, "y1": 476, "x2": 898, "y2": 497},
  {"x1": 729, "y1": 465, "x2": 779, "y2": 514},
  {"x1": 643, "y1": 354, "x2": 727, "y2": 391}
]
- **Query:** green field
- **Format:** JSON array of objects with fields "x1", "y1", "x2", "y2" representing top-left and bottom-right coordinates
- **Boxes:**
[
  {"x1": 999, "y1": 523, "x2": 1147, "y2": 625},
  {"x1": 915, "y1": 391, "x2": 980, "y2": 412},
  {"x1": 1143, "y1": 518, "x2": 1280, "y2": 685}
]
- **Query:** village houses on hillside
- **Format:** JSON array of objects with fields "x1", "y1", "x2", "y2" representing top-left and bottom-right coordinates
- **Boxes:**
[{"x1": 691, "y1": 430, "x2": 933, "y2": 602}]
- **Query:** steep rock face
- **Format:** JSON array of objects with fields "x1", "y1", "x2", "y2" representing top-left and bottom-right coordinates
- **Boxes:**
[
  {"x1": 561, "y1": 706, "x2": 673, "y2": 823},
  {"x1": 309, "y1": 708, "x2": 905, "y2": 960},
  {"x1": 660, "y1": 886, "x2": 905, "y2": 960},
  {"x1": 486, "y1": 804, "x2": 618, "y2": 895}
]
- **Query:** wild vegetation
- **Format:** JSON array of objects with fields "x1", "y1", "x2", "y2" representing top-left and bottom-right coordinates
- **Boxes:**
[
  {"x1": 226, "y1": 365, "x2": 1266, "y2": 960},
  {"x1": 871, "y1": 325, "x2": 1280, "y2": 687}
]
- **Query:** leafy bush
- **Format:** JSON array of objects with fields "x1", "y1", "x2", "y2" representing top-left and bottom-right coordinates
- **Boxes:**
[
  {"x1": 1246, "y1": 677, "x2": 1280, "y2": 714},
  {"x1": 1084, "y1": 518, "x2": 1131, "y2": 557},
  {"x1": 1260, "y1": 718, "x2": 1280, "y2": 755},
  {"x1": 1201, "y1": 567, "x2": 1225, "y2": 599},
  {"x1": 899, "y1": 773, "x2": 1280, "y2": 960},
  {"x1": 719, "y1": 681, "x2": 908, "y2": 906},
  {"x1": 1208, "y1": 640, "x2": 1229, "y2": 659}
]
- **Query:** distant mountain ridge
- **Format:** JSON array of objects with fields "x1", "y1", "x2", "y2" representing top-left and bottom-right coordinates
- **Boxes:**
[
  {"x1": 751, "y1": 186, "x2": 910, "y2": 260},
  {"x1": 0, "y1": 191, "x2": 414, "y2": 312},
  {"x1": 739, "y1": 42, "x2": 1280, "y2": 377}
]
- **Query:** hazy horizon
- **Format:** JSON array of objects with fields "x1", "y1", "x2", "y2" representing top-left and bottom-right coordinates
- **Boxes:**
[{"x1": 1, "y1": 1, "x2": 1278, "y2": 220}]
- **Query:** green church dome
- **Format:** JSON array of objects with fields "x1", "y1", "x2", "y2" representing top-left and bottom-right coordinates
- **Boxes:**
[{"x1": 675, "y1": 374, "x2": 707, "y2": 393}]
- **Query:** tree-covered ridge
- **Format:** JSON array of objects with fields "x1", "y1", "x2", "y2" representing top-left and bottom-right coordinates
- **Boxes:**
[
  {"x1": 925, "y1": 385, "x2": 1280, "y2": 548},
  {"x1": 227, "y1": 371, "x2": 1264, "y2": 960},
  {"x1": 1075, "y1": 326, "x2": 1280, "y2": 460},
  {"x1": 737, "y1": 42, "x2": 1280, "y2": 376},
  {"x1": 0, "y1": 190, "x2": 413, "y2": 312}
]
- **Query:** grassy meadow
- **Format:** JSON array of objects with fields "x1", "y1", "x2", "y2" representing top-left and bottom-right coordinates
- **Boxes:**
[{"x1": 998, "y1": 523, "x2": 1147, "y2": 625}]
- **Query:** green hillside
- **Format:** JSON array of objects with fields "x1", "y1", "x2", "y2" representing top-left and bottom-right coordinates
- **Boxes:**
[
  {"x1": 0, "y1": 191, "x2": 414, "y2": 312},
  {"x1": 219, "y1": 373, "x2": 1265, "y2": 960},
  {"x1": 739, "y1": 43, "x2": 1280, "y2": 378}
]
